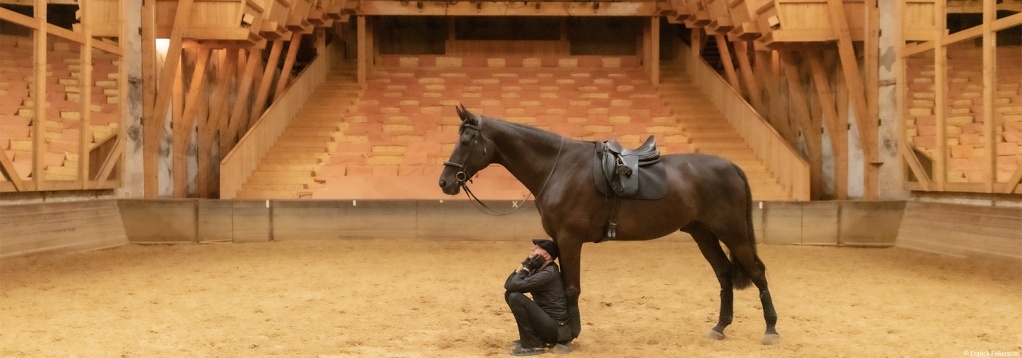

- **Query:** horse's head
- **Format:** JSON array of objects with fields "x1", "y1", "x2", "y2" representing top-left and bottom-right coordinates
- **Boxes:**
[{"x1": 439, "y1": 105, "x2": 494, "y2": 195}]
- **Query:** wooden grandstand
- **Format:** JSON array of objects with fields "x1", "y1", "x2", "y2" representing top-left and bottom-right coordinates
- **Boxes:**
[{"x1": 1, "y1": 0, "x2": 1020, "y2": 202}]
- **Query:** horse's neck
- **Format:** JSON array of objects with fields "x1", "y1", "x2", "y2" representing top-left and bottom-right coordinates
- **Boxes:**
[{"x1": 488, "y1": 123, "x2": 565, "y2": 196}]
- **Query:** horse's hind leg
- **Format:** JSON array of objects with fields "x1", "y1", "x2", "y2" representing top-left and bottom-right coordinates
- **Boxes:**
[
  {"x1": 728, "y1": 242, "x2": 780, "y2": 345},
  {"x1": 684, "y1": 222, "x2": 734, "y2": 340}
]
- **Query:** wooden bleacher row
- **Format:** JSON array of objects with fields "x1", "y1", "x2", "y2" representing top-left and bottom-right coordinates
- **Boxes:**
[
  {"x1": 905, "y1": 47, "x2": 1022, "y2": 183},
  {"x1": 84, "y1": 0, "x2": 354, "y2": 44},
  {"x1": 0, "y1": 35, "x2": 120, "y2": 181},
  {"x1": 670, "y1": 0, "x2": 936, "y2": 48},
  {"x1": 234, "y1": 55, "x2": 792, "y2": 200}
]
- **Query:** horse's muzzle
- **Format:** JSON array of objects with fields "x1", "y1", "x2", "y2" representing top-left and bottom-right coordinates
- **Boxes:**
[{"x1": 439, "y1": 178, "x2": 461, "y2": 195}]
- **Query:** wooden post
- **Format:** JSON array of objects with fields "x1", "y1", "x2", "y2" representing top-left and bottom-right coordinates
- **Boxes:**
[
  {"x1": 933, "y1": 0, "x2": 947, "y2": 190},
  {"x1": 357, "y1": 16, "x2": 366, "y2": 89},
  {"x1": 78, "y1": 0, "x2": 93, "y2": 186},
  {"x1": 32, "y1": 1, "x2": 47, "y2": 188},
  {"x1": 200, "y1": 50, "x2": 238, "y2": 198},
  {"x1": 864, "y1": 0, "x2": 880, "y2": 198},
  {"x1": 827, "y1": 0, "x2": 877, "y2": 198},
  {"x1": 690, "y1": 27, "x2": 702, "y2": 66},
  {"x1": 650, "y1": 16, "x2": 660, "y2": 88},
  {"x1": 808, "y1": 52, "x2": 848, "y2": 199},
  {"x1": 781, "y1": 51, "x2": 822, "y2": 199},
  {"x1": 146, "y1": 0, "x2": 195, "y2": 198},
  {"x1": 173, "y1": 48, "x2": 211, "y2": 198},
  {"x1": 982, "y1": 0, "x2": 995, "y2": 192},
  {"x1": 251, "y1": 39, "x2": 286, "y2": 125},
  {"x1": 141, "y1": 0, "x2": 157, "y2": 193}
]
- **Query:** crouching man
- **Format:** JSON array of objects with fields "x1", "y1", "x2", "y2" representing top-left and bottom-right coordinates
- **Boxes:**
[{"x1": 504, "y1": 239, "x2": 573, "y2": 356}]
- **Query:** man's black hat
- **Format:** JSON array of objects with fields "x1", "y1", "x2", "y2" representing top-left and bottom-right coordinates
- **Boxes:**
[{"x1": 532, "y1": 239, "x2": 559, "y2": 260}]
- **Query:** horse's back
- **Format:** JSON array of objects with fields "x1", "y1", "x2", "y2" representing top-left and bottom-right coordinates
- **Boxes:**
[{"x1": 659, "y1": 152, "x2": 748, "y2": 204}]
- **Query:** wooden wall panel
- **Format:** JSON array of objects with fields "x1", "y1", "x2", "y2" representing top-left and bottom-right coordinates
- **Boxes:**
[
  {"x1": 896, "y1": 201, "x2": 1022, "y2": 260},
  {"x1": 231, "y1": 200, "x2": 271, "y2": 243},
  {"x1": 118, "y1": 199, "x2": 197, "y2": 243},
  {"x1": 0, "y1": 200, "x2": 128, "y2": 258},
  {"x1": 272, "y1": 200, "x2": 418, "y2": 239},
  {"x1": 839, "y1": 201, "x2": 905, "y2": 246}
]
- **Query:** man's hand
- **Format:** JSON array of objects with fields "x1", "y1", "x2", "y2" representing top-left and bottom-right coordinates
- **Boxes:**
[{"x1": 523, "y1": 254, "x2": 546, "y2": 271}]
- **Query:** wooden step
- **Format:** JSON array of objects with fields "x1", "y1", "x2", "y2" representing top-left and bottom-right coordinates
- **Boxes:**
[
  {"x1": 245, "y1": 176, "x2": 314, "y2": 185},
  {"x1": 242, "y1": 183, "x2": 309, "y2": 191},
  {"x1": 256, "y1": 163, "x2": 321, "y2": 172},
  {"x1": 235, "y1": 190, "x2": 302, "y2": 199}
]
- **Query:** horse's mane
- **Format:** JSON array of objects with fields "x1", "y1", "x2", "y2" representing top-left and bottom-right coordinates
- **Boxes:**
[{"x1": 481, "y1": 116, "x2": 567, "y2": 142}]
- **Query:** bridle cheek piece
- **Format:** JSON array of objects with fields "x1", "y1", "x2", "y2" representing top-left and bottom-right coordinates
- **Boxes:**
[{"x1": 443, "y1": 121, "x2": 484, "y2": 188}]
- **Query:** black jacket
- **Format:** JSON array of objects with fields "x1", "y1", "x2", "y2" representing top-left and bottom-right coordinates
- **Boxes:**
[{"x1": 504, "y1": 263, "x2": 569, "y2": 323}]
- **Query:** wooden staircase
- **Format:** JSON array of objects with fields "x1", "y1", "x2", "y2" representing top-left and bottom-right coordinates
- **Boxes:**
[
  {"x1": 233, "y1": 62, "x2": 359, "y2": 198},
  {"x1": 659, "y1": 63, "x2": 792, "y2": 201}
]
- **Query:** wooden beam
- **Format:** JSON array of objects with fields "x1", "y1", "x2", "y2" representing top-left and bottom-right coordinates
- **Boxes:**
[
  {"x1": 827, "y1": 0, "x2": 876, "y2": 198},
  {"x1": 1002, "y1": 167, "x2": 1022, "y2": 194},
  {"x1": 141, "y1": 0, "x2": 157, "y2": 195},
  {"x1": 0, "y1": 151, "x2": 25, "y2": 191},
  {"x1": 714, "y1": 34, "x2": 741, "y2": 92},
  {"x1": 733, "y1": 39, "x2": 763, "y2": 110},
  {"x1": 275, "y1": 33, "x2": 304, "y2": 100},
  {"x1": 200, "y1": 50, "x2": 238, "y2": 198},
  {"x1": 173, "y1": 48, "x2": 212, "y2": 198},
  {"x1": 146, "y1": 0, "x2": 195, "y2": 198},
  {"x1": 92, "y1": 138, "x2": 123, "y2": 189},
  {"x1": 780, "y1": 51, "x2": 822, "y2": 200},
  {"x1": 251, "y1": 39, "x2": 286, "y2": 125},
  {"x1": 807, "y1": 52, "x2": 848, "y2": 199},
  {"x1": 223, "y1": 49, "x2": 262, "y2": 155},
  {"x1": 900, "y1": 142, "x2": 932, "y2": 191},
  {"x1": 356, "y1": 1, "x2": 662, "y2": 16}
]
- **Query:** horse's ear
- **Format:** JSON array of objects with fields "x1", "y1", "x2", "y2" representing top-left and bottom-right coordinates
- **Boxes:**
[
  {"x1": 460, "y1": 105, "x2": 477, "y2": 125},
  {"x1": 455, "y1": 104, "x2": 466, "y2": 122}
]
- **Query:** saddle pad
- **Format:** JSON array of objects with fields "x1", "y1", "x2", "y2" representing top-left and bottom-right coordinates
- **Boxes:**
[{"x1": 593, "y1": 151, "x2": 669, "y2": 200}]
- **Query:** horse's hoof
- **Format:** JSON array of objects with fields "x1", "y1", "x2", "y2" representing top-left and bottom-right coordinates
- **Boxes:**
[
  {"x1": 708, "y1": 330, "x2": 726, "y2": 340},
  {"x1": 761, "y1": 333, "x2": 780, "y2": 345}
]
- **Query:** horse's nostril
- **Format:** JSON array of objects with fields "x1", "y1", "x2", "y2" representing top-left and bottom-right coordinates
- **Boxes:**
[{"x1": 439, "y1": 179, "x2": 446, "y2": 188}]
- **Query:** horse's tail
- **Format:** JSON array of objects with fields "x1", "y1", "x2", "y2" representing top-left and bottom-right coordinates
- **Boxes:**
[{"x1": 730, "y1": 163, "x2": 761, "y2": 290}]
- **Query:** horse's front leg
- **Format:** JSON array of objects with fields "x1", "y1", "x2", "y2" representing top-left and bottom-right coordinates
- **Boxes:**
[{"x1": 556, "y1": 237, "x2": 583, "y2": 340}]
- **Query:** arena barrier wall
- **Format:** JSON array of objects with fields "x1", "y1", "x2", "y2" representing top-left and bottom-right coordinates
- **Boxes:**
[
  {"x1": 113, "y1": 199, "x2": 904, "y2": 246},
  {"x1": 0, "y1": 200, "x2": 128, "y2": 258},
  {"x1": 896, "y1": 201, "x2": 1022, "y2": 261},
  {"x1": 7, "y1": 199, "x2": 996, "y2": 259}
]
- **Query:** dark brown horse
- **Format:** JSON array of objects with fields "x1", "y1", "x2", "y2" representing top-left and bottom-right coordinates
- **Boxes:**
[{"x1": 438, "y1": 106, "x2": 779, "y2": 345}]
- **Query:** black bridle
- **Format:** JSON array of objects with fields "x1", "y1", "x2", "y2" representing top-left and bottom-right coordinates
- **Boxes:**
[{"x1": 443, "y1": 117, "x2": 563, "y2": 216}]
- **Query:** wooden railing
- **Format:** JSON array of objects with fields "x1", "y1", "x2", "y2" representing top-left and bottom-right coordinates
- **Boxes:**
[
  {"x1": 678, "y1": 44, "x2": 810, "y2": 201},
  {"x1": 219, "y1": 42, "x2": 341, "y2": 199}
]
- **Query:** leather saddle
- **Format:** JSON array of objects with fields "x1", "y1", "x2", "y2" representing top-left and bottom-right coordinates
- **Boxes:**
[
  {"x1": 593, "y1": 136, "x2": 669, "y2": 240},
  {"x1": 595, "y1": 136, "x2": 665, "y2": 198}
]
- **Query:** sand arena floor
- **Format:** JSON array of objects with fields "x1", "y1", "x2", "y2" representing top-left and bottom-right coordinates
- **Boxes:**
[{"x1": 1, "y1": 239, "x2": 1020, "y2": 357}]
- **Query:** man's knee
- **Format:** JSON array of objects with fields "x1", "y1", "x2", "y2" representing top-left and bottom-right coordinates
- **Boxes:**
[{"x1": 506, "y1": 291, "x2": 527, "y2": 304}]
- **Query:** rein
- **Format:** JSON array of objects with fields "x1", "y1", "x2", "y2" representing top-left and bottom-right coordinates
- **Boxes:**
[{"x1": 455, "y1": 122, "x2": 564, "y2": 216}]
